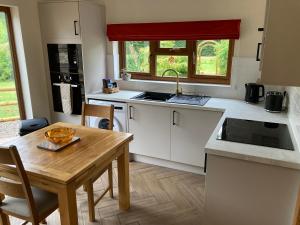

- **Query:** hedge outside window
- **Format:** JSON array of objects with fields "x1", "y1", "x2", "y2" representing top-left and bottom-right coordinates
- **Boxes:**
[{"x1": 119, "y1": 40, "x2": 234, "y2": 84}]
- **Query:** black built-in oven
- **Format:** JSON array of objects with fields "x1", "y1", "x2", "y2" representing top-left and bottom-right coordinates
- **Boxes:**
[
  {"x1": 47, "y1": 44, "x2": 85, "y2": 115},
  {"x1": 47, "y1": 44, "x2": 83, "y2": 73}
]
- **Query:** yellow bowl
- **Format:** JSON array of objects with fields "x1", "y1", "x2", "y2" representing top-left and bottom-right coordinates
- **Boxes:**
[{"x1": 45, "y1": 127, "x2": 75, "y2": 144}]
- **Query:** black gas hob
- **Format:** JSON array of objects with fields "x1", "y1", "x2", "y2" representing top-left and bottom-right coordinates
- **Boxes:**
[{"x1": 217, "y1": 118, "x2": 294, "y2": 150}]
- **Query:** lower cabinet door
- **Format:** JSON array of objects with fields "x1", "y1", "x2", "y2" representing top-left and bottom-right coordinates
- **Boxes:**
[
  {"x1": 128, "y1": 103, "x2": 171, "y2": 160},
  {"x1": 170, "y1": 108, "x2": 222, "y2": 167}
]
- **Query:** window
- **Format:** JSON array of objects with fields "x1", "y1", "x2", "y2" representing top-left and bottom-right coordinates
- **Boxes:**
[
  {"x1": 125, "y1": 41, "x2": 150, "y2": 73},
  {"x1": 119, "y1": 39, "x2": 234, "y2": 84},
  {"x1": 0, "y1": 6, "x2": 25, "y2": 121},
  {"x1": 156, "y1": 55, "x2": 188, "y2": 78},
  {"x1": 195, "y1": 40, "x2": 230, "y2": 76},
  {"x1": 160, "y1": 40, "x2": 186, "y2": 49}
]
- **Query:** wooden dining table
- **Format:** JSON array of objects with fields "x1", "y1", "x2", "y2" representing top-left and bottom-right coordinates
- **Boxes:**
[{"x1": 2, "y1": 122, "x2": 133, "y2": 225}]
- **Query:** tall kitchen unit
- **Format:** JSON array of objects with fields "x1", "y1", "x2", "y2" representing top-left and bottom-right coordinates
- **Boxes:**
[{"x1": 39, "y1": 0, "x2": 106, "y2": 123}]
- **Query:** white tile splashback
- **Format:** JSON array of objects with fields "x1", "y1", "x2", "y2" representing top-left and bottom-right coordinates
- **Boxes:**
[
  {"x1": 288, "y1": 87, "x2": 300, "y2": 150},
  {"x1": 108, "y1": 56, "x2": 285, "y2": 100}
]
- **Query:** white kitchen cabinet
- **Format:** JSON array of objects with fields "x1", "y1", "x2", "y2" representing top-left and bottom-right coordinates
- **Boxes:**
[
  {"x1": 204, "y1": 154, "x2": 300, "y2": 225},
  {"x1": 128, "y1": 103, "x2": 223, "y2": 167},
  {"x1": 128, "y1": 103, "x2": 171, "y2": 160},
  {"x1": 39, "y1": 1, "x2": 106, "y2": 93},
  {"x1": 39, "y1": 1, "x2": 106, "y2": 123},
  {"x1": 39, "y1": 1, "x2": 81, "y2": 43},
  {"x1": 78, "y1": 1, "x2": 106, "y2": 94},
  {"x1": 260, "y1": 0, "x2": 300, "y2": 86},
  {"x1": 171, "y1": 108, "x2": 222, "y2": 167}
]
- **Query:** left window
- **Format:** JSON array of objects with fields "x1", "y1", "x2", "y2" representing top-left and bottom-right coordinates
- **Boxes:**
[
  {"x1": 0, "y1": 7, "x2": 25, "y2": 121},
  {"x1": 122, "y1": 41, "x2": 150, "y2": 74}
]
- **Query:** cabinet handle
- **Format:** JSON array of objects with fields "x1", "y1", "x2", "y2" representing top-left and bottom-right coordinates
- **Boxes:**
[
  {"x1": 172, "y1": 110, "x2": 177, "y2": 125},
  {"x1": 204, "y1": 153, "x2": 207, "y2": 173},
  {"x1": 74, "y1": 20, "x2": 79, "y2": 36},
  {"x1": 129, "y1": 106, "x2": 133, "y2": 119},
  {"x1": 256, "y1": 42, "x2": 262, "y2": 61}
]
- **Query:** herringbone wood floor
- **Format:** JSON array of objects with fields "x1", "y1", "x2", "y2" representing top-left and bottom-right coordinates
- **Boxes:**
[{"x1": 9, "y1": 162, "x2": 205, "y2": 225}]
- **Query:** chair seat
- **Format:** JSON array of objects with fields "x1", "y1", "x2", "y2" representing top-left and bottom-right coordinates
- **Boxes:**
[{"x1": 0, "y1": 187, "x2": 58, "y2": 219}]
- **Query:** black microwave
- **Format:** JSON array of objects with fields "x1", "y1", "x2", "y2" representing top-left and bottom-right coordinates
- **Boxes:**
[{"x1": 47, "y1": 44, "x2": 83, "y2": 73}]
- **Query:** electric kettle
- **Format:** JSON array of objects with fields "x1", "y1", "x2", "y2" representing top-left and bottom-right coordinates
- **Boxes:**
[{"x1": 245, "y1": 83, "x2": 265, "y2": 103}]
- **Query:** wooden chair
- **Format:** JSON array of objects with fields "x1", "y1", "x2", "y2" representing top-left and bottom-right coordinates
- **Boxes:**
[
  {"x1": 0, "y1": 145, "x2": 58, "y2": 225},
  {"x1": 81, "y1": 102, "x2": 114, "y2": 222}
]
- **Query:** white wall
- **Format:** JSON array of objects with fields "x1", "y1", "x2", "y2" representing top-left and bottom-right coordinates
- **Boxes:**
[
  {"x1": 105, "y1": 0, "x2": 266, "y2": 57},
  {"x1": 103, "y1": 0, "x2": 280, "y2": 99},
  {"x1": 0, "y1": 0, "x2": 51, "y2": 119}
]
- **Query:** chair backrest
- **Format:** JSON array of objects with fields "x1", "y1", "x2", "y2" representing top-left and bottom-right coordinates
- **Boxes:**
[
  {"x1": 81, "y1": 102, "x2": 114, "y2": 130},
  {"x1": 0, "y1": 145, "x2": 37, "y2": 220}
]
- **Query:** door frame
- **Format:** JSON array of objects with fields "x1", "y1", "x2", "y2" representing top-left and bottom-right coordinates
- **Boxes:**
[{"x1": 0, "y1": 6, "x2": 25, "y2": 120}]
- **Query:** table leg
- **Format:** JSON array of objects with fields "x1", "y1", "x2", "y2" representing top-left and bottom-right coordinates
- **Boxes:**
[
  {"x1": 58, "y1": 184, "x2": 78, "y2": 225},
  {"x1": 0, "y1": 213, "x2": 10, "y2": 225},
  {"x1": 117, "y1": 143, "x2": 130, "y2": 210},
  {"x1": 0, "y1": 194, "x2": 10, "y2": 225},
  {"x1": 86, "y1": 181, "x2": 95, "y2": 222}
]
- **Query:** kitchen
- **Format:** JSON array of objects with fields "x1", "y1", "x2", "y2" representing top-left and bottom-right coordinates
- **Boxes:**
[{"x1": 0, "y1": 0, "x2": 299, "y2": 225}]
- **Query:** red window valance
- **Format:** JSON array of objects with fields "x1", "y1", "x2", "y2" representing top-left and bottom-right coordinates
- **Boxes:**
[{"x1": 107, "y1": 19, "x2": 241, "y2": 41}]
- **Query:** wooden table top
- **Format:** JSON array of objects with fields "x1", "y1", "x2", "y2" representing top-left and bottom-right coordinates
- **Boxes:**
[{"x1": 3, "y1": 122, "x2": 133, "y2": 184}]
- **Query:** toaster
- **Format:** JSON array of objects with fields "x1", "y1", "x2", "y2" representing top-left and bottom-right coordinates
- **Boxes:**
[{"x1": 265, "y1": 91, "x2": 286, "y2": 112}]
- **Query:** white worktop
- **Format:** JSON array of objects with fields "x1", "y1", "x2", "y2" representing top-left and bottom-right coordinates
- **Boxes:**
[{"x1": 86, "y1": 90, "x2": 300, "y2": 170}]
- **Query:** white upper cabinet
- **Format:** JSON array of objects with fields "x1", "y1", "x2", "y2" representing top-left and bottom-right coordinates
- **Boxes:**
[
  {"x1": 39, "y1": 1, "x2": 81, "y2": 43},
  {"x1": 170, "y1": 108, "x2": 222, "y2": 167},
  {"x1": 260, "y1": 0, "x2": 300, "y2": 86},
  {"x1": 78, "y1": 1, "x2": 106, "y2": 94}
]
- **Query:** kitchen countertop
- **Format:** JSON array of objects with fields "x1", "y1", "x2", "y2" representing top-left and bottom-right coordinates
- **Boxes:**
[{"x1": 86, "y1": 90, "x2": 300, "y2": 170}]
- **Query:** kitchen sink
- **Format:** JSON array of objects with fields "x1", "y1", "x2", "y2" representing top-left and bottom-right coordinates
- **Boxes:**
[
  {"x1": 132, "y1": 92, "x2": 175, "y2": 102},
  {"x1": 167, "y1": 94, "x2": 211, "y2": 106},
  {"x1": 132, "y1": 92, "x2": 211, "y2": 106}
]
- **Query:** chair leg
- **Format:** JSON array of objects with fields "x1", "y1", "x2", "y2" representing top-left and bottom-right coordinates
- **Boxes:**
[
  {"x1": 0, "y1": 212, "x2": 10, "y2": 225},
  {"x1": 86, "y1": 182, "x2": 95, "y2": 222},
  {"x1": 108, "y1": 163, "x2": 113, "y2": 198}
]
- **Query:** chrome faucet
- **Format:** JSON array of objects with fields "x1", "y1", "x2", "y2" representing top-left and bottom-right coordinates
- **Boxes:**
[{"x1": 162, "y1": 69, "x2": 182, "y2": 96}]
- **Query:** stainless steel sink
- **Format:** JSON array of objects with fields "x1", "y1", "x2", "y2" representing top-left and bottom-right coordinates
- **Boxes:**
[
  {"x1": 167, "y1": 94, "x2": 211, "y2": 106},
  {"x1": 132, "y1": 92, "x2": 175, "y2": 102}
]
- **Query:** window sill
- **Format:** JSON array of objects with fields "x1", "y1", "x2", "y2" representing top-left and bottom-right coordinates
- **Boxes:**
[{"x1": 116, "y1": 78, "x2": 232, "y2": 89}]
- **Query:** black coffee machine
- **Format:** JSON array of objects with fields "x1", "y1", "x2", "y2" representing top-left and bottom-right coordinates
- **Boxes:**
[{"x1": 245, "y1": 83, "x2": 265, "y2": 103}]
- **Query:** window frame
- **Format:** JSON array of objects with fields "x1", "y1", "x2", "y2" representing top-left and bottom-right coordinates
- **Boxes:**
[
  {"x1": 0, "y1": 6, "x2": 25, "y2": 119},
  {"x1": 119, "y1": 39, "x2": 235, "y2": 85}
]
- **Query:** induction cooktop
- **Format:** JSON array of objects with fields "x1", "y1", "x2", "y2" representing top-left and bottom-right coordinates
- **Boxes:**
[{"x1": 217, "y1": 118, "x2": 294, "y2": 150}]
